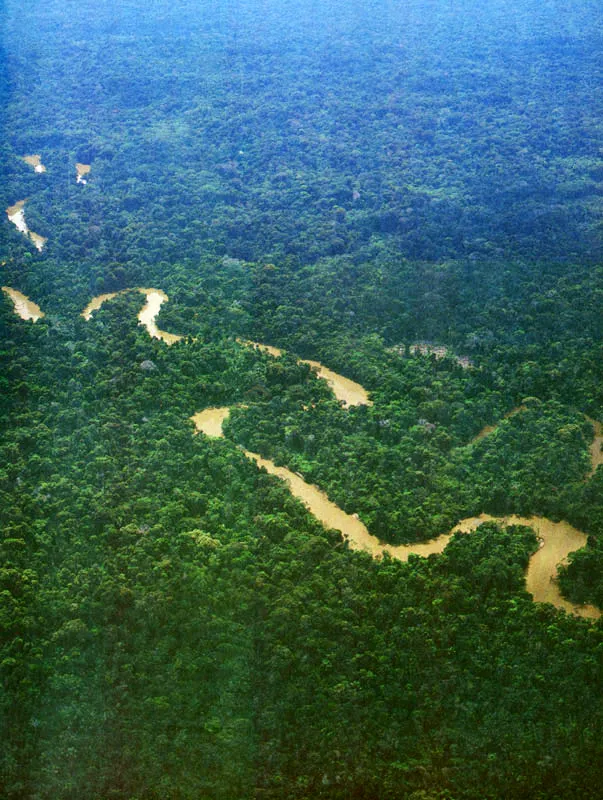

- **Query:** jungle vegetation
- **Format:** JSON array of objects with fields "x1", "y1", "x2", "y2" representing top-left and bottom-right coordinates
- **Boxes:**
[{"x1": 2, "y1": 0, "x2": 603, "y2": 798}]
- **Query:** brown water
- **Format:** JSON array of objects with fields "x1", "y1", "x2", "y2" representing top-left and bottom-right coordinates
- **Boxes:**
[
  {"x1": 191, "y1": 407, "x2": 599, "y2": 618},
  {"x1": 191, "y1": 406, "x2": 374, "y2": 546},
  {"x1": 1, "y1": 287, "x2": 44, "y2": 321},
  {"x1": 6, "y1": 200, "x2": 46, "y2": 251},
  {"x1": 138, "y1": 289, "x2": 182, "y2": 345},
  {"x1": 586, "y1": 417, "x2": 603, "y2": 477},
  {"x1": 28, "y1": 231, "x2": 47, "y2": 252},
  {"x1": 23, "y1": 154, "x2": 46, "y2": 173},
  {"x1": 239, "y1": 340, "x2": 372, "y2": 407},
  {"x1": 471, "y1": 410, "x2": 602, "y2": 480},
  {"x1": 191, "y1": 407, "x2": 232, "y2": 438},
  {"x1": 471, "y1": 406, "x2": 527, "y2": 443},
  {"x1": 302, "y1": 359, "x2": 372, "y2": 407},
  {"x1": 247, "y1": 449, "x2": 376, "y2": 542},
  {"x1": 81, "y1": 292, "x2": 120, "y2": 320},
  {"x1": 191, "y1": 406, "x2": 441, "y2": 559},
  {"x1": 76, "y1": 163, "x2": 91, "y2": 184},
  {"x1": 82, "y1": 288, "x2": 182, "y2": 345},
  {"x1": 4, "y1": 275, "x2": 598, "y2": 616},
  {"x1": 5, "y1": 284, "x2": 598, "y2": 617},
  {"x1": 6, "y1": 200, "x2": 28, "y2": 234},
  {"x1": 238, "y1": 339, "x2": 283, "y2": 358},
  {"x1": 452, "y1": 515, "x2": 600, "y2": 619}
]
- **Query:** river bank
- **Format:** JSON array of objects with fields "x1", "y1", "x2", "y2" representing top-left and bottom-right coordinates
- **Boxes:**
[{"x1": 191, "y1": 406, "x2": 601, "y2": 619}]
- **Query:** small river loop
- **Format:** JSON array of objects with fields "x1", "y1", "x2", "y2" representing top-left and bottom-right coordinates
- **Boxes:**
[{"x1": 81, "y1": 288, "x2": 183, "y2": 345}]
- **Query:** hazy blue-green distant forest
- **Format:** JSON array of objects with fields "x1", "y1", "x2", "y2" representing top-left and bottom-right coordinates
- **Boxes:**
[{"x1": 3, "y1": 0, "x2": 603, "y2": 797}]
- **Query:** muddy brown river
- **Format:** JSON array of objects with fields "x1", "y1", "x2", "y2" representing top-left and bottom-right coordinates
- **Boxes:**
[
  {"x1": 239, "y1": 340, "x2": 372, "y2": 407},
  {"x1": 23, "y1": 154, "x2": 46, "y2": 173},
  {"x1": 1, "y1": 287, "x2": 45, "y2": 321},
  {"x1": 586, "y1": 417, "x2": 603, "y2": 478},
  {"x1": 76, "y1": 163, "x2": 91, "y2": 184},
  {"x1": 82, "y1": 288, "x2": 182, "y2": 345},
  {"x1": 4, "y1": 288, "x2": 602, "y2": 617},
  {"x1": 471, "y1": 406, "x2": 527, "y2": 443},
  {"x1": 6, "y1": 200, "x2": 47, "y2": 251},
  {"x1": 192, "y1": 406, "x2": 601, "y2": 619}
]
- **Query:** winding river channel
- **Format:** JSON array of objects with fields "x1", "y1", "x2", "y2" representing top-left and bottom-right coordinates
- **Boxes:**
[
  {"x1": 3, "y1": 286, "x2": 601, "y2": 618},
  {"x1": 239, "y1": 340, "x2": 372, "y2": 406},
  {"x1": 81, "y1": 288, "x2": 183, "y2": 344},
  {"x1": 6, "y1": 200, "x2": 47, "y2": 251},
  {"x1": 191, "y1": 407, "x2": 601, "y2": 619}
]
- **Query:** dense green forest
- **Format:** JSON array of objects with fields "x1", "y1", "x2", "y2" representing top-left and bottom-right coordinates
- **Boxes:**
[{"x1": 3, "y1": 0, "x2": 603, "y2": 797}]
